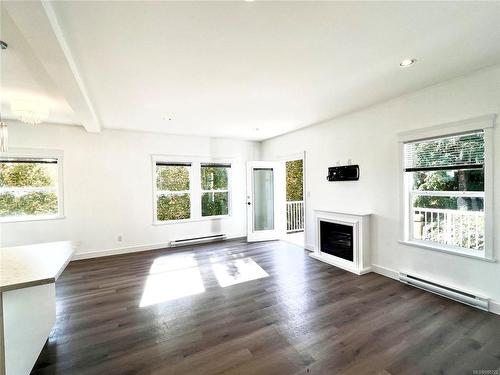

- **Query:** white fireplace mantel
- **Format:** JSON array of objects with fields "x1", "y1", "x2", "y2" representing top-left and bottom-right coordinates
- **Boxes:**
[{"x1": 309, "y1": 210, "x2": 371, "y2": 275}]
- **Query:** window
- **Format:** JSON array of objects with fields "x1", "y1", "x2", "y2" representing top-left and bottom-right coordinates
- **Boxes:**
[
  {"x1": 201, "y1": 163, "x2": 230, "y2": 217},
  {"x1": 153, "y1": 158, "x2": 231, "y2": 223},
  {"x1": 402, "y1": 124, "x2": 493, "y2": 258},
  {"x1": 0, "y1": 156, "x2": 63, "y2": 222},
  {"x1": 155, "y1": 162, "x2": 192, "y2": 221}
]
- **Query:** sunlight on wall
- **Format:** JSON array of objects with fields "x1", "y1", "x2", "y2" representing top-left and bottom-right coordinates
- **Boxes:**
[
  {"x1": 211, "y1": 257, "x2": 269, "y2": 287},
  {"x1": 139, "y1": 254, "x2": 205, "y2": 307}
]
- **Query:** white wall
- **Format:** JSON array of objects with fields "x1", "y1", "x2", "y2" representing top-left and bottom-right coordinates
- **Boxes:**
[
  {"x1": 0, "y1": 124, "x2": 260, "y2": 256},
  {"x1": 262, "y1": 65, "x2": 500, "y2": 301}
]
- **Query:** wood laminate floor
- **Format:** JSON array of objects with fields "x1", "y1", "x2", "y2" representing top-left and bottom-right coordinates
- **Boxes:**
[{"x1": 32, "y1": 239, "x2": 500, "y2": 375}]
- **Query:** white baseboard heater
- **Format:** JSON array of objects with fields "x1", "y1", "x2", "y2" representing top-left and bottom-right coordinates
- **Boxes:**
[
  {"x1": 170, "y1": 234, "x2": 226, "y2": 247},
  {"x1": 399, "y1": 273, "x2": 489, "y2": 311}
]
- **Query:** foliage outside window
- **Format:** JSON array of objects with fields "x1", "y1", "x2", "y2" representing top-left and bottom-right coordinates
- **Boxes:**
[
  {"x1": 286, "y1": 159, "x2": 303, "y2": 202},
  {"x1": 0, "y1": 158, "x2": 60, "y2": 220},
  {"x1": 156, "y1": 163, "x2": 191, "y2": 221},
  {"x1": 154, "y1": 160, "x2": 231, "y2": 222},
  {"x1": 201, "y1": 164, "x2": 229, "y2": 217},
  {"x1": 404, "y1": 131, "x2": 485, "y2": 252}
]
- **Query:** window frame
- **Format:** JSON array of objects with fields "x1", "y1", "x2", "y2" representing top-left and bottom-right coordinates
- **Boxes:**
[
  {"x1": 0, "y1": 148, "x2": 64, "y2": 223},
  {"x1": 398, "y1": 114, "x2": 496, "y2": 261},
  {"x1": 155, "y1": 162, "x2": 193, "y2": 222},
  {"x1": 151, "y1": 155, "x2": 232, "y2": 225},
  {"x1": 200, "y1": 163, "x2": 231, "y2": 218}
]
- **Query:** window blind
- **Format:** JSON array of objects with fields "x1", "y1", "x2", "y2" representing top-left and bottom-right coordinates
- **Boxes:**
[
  {"x1": 0, "y1": 157, "x2": 58, "y2": 164},
  {"x1": 404, "y1": 131, "x2": 484, "y2": 172},
  {"x1": 156, "y1": 162, "x2": 192, "y2": 167},
  {"x1": 200, "y1": 162, "x2": 231, "y2": 168}
]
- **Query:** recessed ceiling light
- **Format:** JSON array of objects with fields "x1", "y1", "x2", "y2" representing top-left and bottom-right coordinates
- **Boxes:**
[{"x1": 400, "y1": 58, "x2": 416, "y2": 68}]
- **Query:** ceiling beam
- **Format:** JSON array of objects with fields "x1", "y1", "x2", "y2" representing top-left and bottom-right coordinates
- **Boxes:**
[{"x1": 3, "y1": 0, "x2": 101, "y2": 132}]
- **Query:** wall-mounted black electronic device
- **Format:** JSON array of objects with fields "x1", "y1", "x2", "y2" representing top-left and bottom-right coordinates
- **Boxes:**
[{"x1": 327, "y1": 165, "x2": 359, "y2": 181}]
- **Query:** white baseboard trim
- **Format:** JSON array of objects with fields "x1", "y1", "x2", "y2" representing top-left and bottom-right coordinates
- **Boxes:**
[
  {"x1": 371, "y1": 263, "x2": 500, "y2": 316},
  {"x1": 371, "y1": 264, "x2": 399, "y2": 280},
  {"x1": 72, "y1": 234, "x2": 246, "y2": 261},
  {"x1": 304, "y1": 243, "x2": 314, "y2": 252},
  {"x1": 72, "y1": 242, "x2": 171, "y2": 260}
]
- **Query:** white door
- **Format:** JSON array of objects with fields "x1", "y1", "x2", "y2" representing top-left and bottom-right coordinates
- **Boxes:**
[{"x1": 246, "y1": 161, "x2": 285, "y2": 242}]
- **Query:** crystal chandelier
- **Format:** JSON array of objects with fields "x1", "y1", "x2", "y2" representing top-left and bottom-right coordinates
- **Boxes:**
[
  {"x1": 11, "y1": 100, "x2": 49, "y2": 125},
  {"x1": 0, "y1": 116, "x2": 7, "y2": 153}
]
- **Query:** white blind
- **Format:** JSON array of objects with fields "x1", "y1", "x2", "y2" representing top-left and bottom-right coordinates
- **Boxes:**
[
  {"x1": 0, "y1": 157, "x2": 58, "y2": 164},
  {"x1": 156, "y1": 162, "x2": 191, "y2": 167},
  {"x1": 200, "y1": 163, "x2": 231, "y2": 168},
  {"x1": 404, "y1": 131, "x2": 484, "y2": 172}
]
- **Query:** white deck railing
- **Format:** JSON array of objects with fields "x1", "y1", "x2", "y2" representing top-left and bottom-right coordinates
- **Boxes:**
[
  {"x1": 413, "y1": 207, "x2": 484, "y2": 250},
  {"x1": 286, "y1": 201, "x2": 304, "y2": 233}
]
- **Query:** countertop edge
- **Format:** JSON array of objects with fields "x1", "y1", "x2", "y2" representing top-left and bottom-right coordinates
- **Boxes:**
[
  {"x1": 0, "y1": 277, "x2": 56, "y2": 293},
  {"x1": 0, "y1": 241, "x2": 76, "y2": 293}
]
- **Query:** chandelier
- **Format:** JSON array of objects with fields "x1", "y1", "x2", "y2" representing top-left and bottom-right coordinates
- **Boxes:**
[
  {"x1": 0, "y1": 117, "x2": 7, "y2": 153},
  {"x1": 11, "y1": 100, "x2": 50, "y2": 125}
]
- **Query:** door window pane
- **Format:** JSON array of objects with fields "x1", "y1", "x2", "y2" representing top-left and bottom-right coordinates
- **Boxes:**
[{"x1": 253, "y1": 168, "x2": 274, "y2": 231}]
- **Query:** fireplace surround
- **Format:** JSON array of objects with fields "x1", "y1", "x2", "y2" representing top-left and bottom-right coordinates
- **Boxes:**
[{"x1": 310, "y1": 210, "x2": 371, "y2": 275}]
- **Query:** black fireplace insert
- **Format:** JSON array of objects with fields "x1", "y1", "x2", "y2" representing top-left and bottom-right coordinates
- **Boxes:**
[{"x1": 320, "y1": 220, "x2": 353, "y2": 261}]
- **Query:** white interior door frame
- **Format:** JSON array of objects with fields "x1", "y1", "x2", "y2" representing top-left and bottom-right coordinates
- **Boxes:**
[
  {"x1": 274, "y1": 151, "x2": 307, "y2": 245},
  {"x1": 246, "y1": 161, "x2": 285, "y2": 242}
]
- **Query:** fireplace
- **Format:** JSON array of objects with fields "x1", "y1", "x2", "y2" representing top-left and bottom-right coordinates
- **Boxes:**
[
  {"x1": 320, "y1": 221, "x2": 353, "y2": 261},
  {"x1": 310, "y1": 210, "x2": 371, "y2": 275}
]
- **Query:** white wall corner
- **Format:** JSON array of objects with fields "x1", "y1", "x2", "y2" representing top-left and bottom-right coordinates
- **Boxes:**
[
  {"x1": 489, "y1": 300, "x2": 500, "y2": 316},
  {"x1": 371, "y1": 264, "x2": 400, "y2": 280},
  {"x1": 304, "y1": 243, "x2": 315, "y2": 251}
]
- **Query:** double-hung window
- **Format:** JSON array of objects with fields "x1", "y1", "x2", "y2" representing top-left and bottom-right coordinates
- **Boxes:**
[
  {"x1": 155, "y1": 162, "x2": 192, "y2": 221},
  {"x1": 0, "y1": 154, "x2": 63, "y2": 222},
  {"x1": 401, "y1": 115, "x2": 494, "y2": 260},
  {"x1": 153, "y1": 158, "x2": 231, "y2": 223},
  {"x1": 201, "y1": 163, "x2": 230, "y2": 217}
]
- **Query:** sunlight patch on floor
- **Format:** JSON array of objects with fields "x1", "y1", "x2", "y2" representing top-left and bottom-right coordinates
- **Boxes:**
[
  {"x1": 140, "y1": 253, "x2": 269, "y2": 307},
  {"x1": 139, "y1": 254, "x2": 205, "y2": 307},
  {"x1": 211, "y1": 257, "x2": 269, "y2": 287}
]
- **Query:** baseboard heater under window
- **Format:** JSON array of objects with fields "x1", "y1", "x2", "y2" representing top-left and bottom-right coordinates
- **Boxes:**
[
  {"x1": 399, "y1": 273, "x2": 489, "y2": 311},
  {"x1": 170, "y1": 234, "x2": 226, "y2": 247}
]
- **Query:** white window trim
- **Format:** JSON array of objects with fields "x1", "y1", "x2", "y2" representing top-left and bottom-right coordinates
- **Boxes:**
[
  {"x1": 398, "y1": 114, "x2": 496, "y2": 261},
  {"x1": 151, "y1": 155, "x2": 233, "y2": 225},
  {"x1": 0, "y1": 148, "x2": 65, "y2": 223}
]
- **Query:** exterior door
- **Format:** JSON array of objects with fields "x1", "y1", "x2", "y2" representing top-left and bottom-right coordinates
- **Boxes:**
[{"x1": 246, "y1": 161, "x2": 285, "y2": 242}]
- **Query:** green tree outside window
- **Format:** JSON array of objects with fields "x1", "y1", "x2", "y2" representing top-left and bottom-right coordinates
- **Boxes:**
[{"x1": 0, "y1": 161, "x2": 59, "y2": 218}]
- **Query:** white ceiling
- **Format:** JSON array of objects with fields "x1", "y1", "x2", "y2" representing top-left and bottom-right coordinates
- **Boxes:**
[
  {"x1": 2, "y1": 1, "x2": 500, "y2": 140},
  {"x1": 0, "y1": 8, "x2": 76, "y2": 125}
]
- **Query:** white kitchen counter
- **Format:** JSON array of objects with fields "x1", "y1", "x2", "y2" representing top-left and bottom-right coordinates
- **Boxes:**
[{"x1": 0, "y1": 241, "x2": 76, "y2": 375}]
